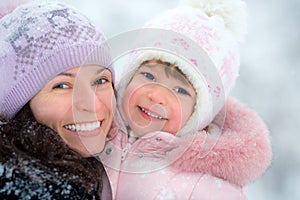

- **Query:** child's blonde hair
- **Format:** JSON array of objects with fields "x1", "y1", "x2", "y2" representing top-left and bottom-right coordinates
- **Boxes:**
[{"x1": 140, "y1": 59, "x2": 194, "y2": 88}]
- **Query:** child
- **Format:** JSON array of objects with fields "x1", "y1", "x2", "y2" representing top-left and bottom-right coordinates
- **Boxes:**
[
  {"x1": 100, "y1": 0, "x2": 272, "y2": 199},
  {"x1": 122, "y1": 59, "x2": 197, "y2": 138}
]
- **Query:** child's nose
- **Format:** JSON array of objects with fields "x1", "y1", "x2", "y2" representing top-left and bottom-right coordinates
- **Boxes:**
[{"x1": 147, "y1": 85, "x2": 173, "y2": 105}]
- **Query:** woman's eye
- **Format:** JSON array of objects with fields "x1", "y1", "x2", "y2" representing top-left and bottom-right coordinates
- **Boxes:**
[
  {"x1": 53, "y1": 83, "x2": 69, "y2": 89},
  {"x1": 142, "y1": 72, "x2": 155, "y2": 81},
  {"x1": 175, "y1": 87, "x2": 190, "y2": 96},
  {"x1": 94, "y1": 78, "x2": 107, "y2": 85}
]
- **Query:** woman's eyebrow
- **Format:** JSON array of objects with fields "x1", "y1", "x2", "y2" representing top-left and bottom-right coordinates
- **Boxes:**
[
  {"x1": 96, "y1": 68, "x2": 106, "y2": 74},
  {"x1": 57, "y1": 72, "x2": 75, "y2": 77}
]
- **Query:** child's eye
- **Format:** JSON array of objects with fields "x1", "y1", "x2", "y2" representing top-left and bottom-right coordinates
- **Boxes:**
[
  {"x1": 142, "y1": 72, "x2": 155, "y2": 81},
  {"x1": 93, "y1": 78, "x2": 107, "y2": 85},
  {"x1": 174, "y1": 87, "x2": 190, "y2": 96},
  {"x1": 53, "y1": 83, "x2": 70, "y2": 89}
]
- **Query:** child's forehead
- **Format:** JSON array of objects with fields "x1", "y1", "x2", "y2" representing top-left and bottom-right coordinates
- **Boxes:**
[
  {"x1": 140, "y1": 59, "x2": 167, "y2": 67},
  {"x1": 140, "y1": 60, "x2": 177, "y2": 75},
  {"x1": 140, "y1": 59, "x2": 176, "y2": 71}
]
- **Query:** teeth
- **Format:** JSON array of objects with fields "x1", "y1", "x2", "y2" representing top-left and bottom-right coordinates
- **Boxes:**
[
  {"x1": 64, "y1": 121, "x2": 100, "y2": 132},
  {"x1": 140, "y1": 107, "x2": 166, "y2": 120}
]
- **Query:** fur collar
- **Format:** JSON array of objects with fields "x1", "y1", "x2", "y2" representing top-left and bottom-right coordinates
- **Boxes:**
[{"x1": 171, "y1": 97, "x2": 272, "y2": 186}]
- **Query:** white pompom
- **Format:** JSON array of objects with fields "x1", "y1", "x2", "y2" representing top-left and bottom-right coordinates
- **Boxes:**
[
  {"x1": 179, "y1": 0, "x2": 247, "y2": 42},
  {"x1": 0, "y1": 0, "x2": 30, "y2": 19}
]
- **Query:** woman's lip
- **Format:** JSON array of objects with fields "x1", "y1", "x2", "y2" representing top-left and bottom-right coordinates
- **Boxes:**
[
  {"x1": 74, "y1": 127, "x2": 103, "y2": 137},
  {"x1": 64, "y1": 127, "x2": 103, "y2": 138},
  {"x1": 63, "y1": 120, "x2": 103, "y2": 137}
]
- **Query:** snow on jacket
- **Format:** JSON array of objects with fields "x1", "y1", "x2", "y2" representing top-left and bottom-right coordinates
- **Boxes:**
[
  {"x1": 0, "y1": 116, "x2": 113, "y2": 199},
  {"x1": 0, "y1": 157, "x2": 106, "y2": 199},
  {"x1": 100, "y1": 97, "x2": 272, "y2": 199},
  {"x1": 0, "y1": 141, "x2": 111, "y2": 200}
]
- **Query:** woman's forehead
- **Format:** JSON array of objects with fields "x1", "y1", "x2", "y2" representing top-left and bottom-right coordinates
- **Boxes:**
[{"x1": 60, "y1": 65, "x2": 109, "y2": 76}]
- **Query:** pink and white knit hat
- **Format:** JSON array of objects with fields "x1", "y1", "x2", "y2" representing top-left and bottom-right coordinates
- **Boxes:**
[
  {"x1": 117, "y1": 0, "x2": 247, "y2": 134},
  {"x1": 0, "y1": 0, "x2": 112, "y2": 119}
]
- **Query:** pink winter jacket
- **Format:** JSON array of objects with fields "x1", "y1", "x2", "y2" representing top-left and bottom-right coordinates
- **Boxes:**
[{"x1": 100, "y1": 97, "x2": 272, "y2": 200}]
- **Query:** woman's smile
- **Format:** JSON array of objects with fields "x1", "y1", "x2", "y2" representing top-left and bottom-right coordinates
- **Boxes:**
[{"x1": 63, "y1": 120, "x2": 103, "y2": 137}]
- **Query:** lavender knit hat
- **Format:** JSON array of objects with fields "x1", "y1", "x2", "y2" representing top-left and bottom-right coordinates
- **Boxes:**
[{"x1": 0, "y1": 0, "x2": 112, "y2": 119}]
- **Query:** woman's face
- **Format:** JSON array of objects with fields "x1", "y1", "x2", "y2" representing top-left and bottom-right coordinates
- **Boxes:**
[{"x1": 30, "y1": 65, "x2": 116, "y2": 157}]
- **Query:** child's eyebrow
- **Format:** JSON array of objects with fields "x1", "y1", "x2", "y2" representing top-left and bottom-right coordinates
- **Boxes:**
[
  {"x1": 175, "y1": 76, "x2": 193, "y2": 89},
  {"x1": 178, "y1": 77, "x2": 192, "y2": 86}
]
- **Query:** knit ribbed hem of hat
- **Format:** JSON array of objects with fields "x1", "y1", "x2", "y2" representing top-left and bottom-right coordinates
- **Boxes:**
[{"x1": 1, "y1": 44, "x2": 112, "y2": 119}]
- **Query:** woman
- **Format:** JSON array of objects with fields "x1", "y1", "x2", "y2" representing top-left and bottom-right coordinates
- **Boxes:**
[{"x1": 0, "y1": 1, "x2": 115, "y2": 199}]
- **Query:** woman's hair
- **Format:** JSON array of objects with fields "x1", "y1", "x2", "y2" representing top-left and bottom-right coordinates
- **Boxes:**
[{"x1": 0, "y1": 103, "x2": 104, "y2": 196}]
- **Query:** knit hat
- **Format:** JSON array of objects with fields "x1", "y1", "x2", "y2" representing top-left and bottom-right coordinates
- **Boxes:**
[
  {"x1": 0, "y1": 0, "x2": 112, "y2": 119},
  {"x1": 117, "y1": 0, "x2": 247, "y2": 135}
]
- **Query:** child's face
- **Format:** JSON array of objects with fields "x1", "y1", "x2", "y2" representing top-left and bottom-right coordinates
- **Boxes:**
[{"x1": 122, "y1": 60, "x2": 196, "y2": 136}]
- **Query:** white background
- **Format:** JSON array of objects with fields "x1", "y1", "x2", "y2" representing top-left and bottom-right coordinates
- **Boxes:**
[{"x1": 63, "y1": 0, "x2": 300, "y2": 199}]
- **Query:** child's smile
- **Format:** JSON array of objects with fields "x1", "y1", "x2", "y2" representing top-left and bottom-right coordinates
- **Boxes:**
[{"x1": 138, "y1": 105, "x2": 168, "y2": 121}]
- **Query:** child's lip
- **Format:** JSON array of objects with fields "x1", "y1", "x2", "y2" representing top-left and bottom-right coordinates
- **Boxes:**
[{"x1": 137, "y1": 106, "x2": 168, "y2": 120}]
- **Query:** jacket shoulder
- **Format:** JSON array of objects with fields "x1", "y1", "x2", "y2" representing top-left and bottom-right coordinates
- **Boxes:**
[{"x1": 172, "y1": 97, "x2": 272, "y2": 186}]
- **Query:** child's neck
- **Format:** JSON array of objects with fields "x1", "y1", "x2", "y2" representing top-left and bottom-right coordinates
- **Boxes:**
[{"x1": 127, "y1": 128, "x2": 138, "y2": 143}]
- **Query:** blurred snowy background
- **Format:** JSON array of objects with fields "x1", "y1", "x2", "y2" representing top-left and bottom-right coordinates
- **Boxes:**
[
  {"x1": 0, "y1": 0, "x2": 298, "y2": 198},
  {"x1": 62, "y1": 0, "x2": 299, "y2": 199}
]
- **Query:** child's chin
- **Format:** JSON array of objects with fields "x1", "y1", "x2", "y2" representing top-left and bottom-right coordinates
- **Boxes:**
[{"x1": 137, "y1": 127, "x2": 165, "y2": 136}]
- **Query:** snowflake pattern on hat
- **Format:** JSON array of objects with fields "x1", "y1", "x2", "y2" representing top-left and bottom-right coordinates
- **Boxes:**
[{"x1": 0, "y1": 1, "x2": 110, "y2": 119}]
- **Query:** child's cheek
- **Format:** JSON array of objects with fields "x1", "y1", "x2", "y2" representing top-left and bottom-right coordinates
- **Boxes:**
[{"x1": 166, "y1": 105, "x2": 183, "y2": 134}]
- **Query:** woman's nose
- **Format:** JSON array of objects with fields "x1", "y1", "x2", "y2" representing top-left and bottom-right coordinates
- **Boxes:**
[{"x1": 73, "y1": 85, "x2": 99, "y2": 112}]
